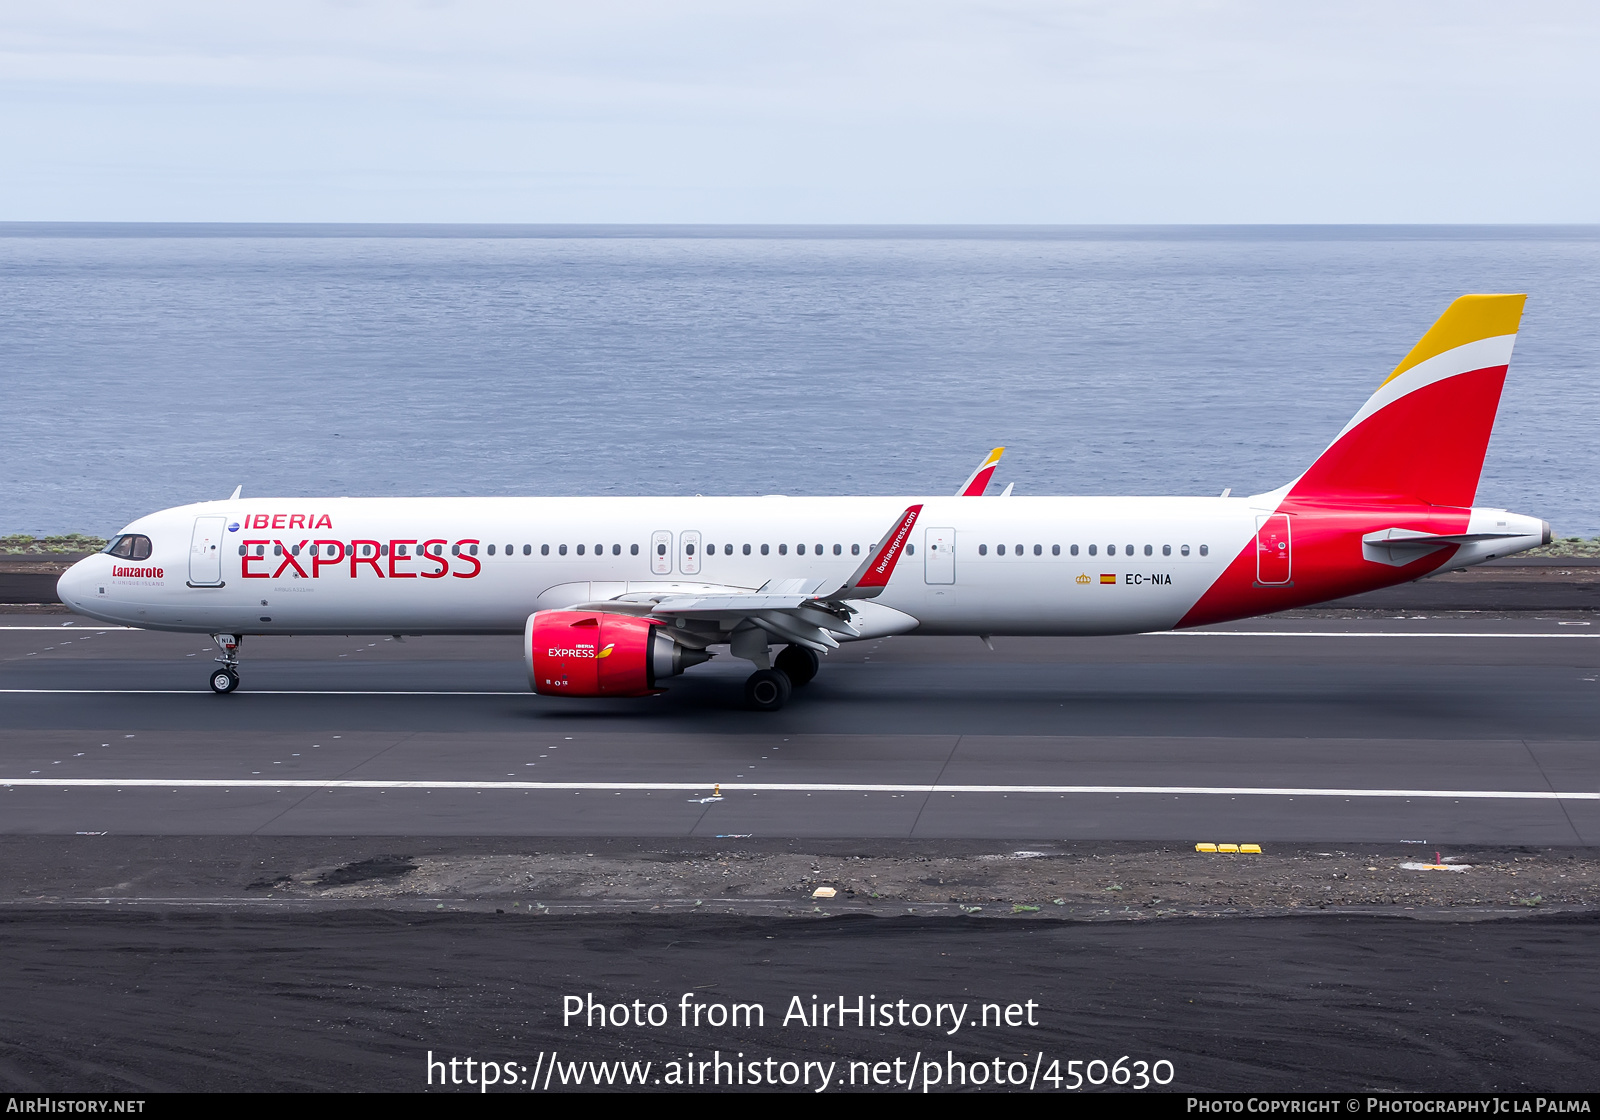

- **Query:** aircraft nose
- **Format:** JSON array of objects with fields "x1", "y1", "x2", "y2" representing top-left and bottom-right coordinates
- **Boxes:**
[{"x1": 56, "y1": 557, "x2": 94, "y2": 609}]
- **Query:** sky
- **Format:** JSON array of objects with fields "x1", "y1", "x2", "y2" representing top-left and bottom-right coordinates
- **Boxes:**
[{"x1": 2, "y1": 1, "x2": 1599, "y2": 223}]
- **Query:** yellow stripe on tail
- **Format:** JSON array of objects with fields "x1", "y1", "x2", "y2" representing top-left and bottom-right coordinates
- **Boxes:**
[{"x1": 1382, "y1": 294, "x2": 1525, "y2": 386}]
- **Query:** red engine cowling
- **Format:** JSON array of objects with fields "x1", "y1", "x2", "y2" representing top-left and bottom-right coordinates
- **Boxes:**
[{"x1": 525, "y1": 610, "x2": 708, "y2": 697}]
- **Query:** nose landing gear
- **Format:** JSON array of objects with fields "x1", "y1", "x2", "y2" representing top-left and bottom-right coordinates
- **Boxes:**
[{"x1": 209, "y1": 633, "x2": 242, "y2": 694}]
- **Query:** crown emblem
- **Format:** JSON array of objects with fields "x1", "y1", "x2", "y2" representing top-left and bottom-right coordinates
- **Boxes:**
[{"x1": 1075, "y1": 573, "x2": 1090, "y2": 585}]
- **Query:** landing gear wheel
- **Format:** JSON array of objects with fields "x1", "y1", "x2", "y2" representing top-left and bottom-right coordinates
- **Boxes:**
[
  {"x1": 209, "y1": 668, "x2": 239, "y2": 694},
  {"x1": 775, "y1": 644, "x2": 819, "y2": 686},
  {"x1": 744, "y1": 668, "x2": 792, "y2": 711}
]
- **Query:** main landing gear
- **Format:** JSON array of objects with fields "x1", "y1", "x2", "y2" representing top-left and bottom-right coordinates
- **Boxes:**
[
  {"x1": 744, "y1": 668, "x2": 791, "y2": 712},
  {"x1": 774, "y1": 644, "x2": 819, "y2": 687},
  {"x1": 209, "y1": 633, "x2": 241, "y2": 694},
  {"x1": 742, "y1": 644, "x2": 821, "y2": 711}
]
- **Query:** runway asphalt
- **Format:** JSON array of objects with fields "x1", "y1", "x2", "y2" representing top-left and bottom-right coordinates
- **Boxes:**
[{"x1": 3, "y1": 611, "x2": 1596, "y2": 843}]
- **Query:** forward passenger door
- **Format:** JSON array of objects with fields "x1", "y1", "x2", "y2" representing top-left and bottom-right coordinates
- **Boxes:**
[{"x1": 188, "y1": 516, "x2": 227, "y2": 587}]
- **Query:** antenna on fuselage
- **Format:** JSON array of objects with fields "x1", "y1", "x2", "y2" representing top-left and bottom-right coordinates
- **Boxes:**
[{"x1": 229, "y1": 485, "x2": 242, "y2": 500}]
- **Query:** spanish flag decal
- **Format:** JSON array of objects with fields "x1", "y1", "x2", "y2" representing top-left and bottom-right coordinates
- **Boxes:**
[{"x1": 1100, "y1": 573, "x2": 1117, "y2": 585}]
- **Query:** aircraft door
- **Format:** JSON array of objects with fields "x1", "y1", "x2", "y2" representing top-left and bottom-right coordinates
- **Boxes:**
[
  {"x1": 679, "y1": 530, "x2": 702, "y2": 575},
  {"x1": 650, "y1": 531, "x2": 673, "y2": 575},
  {"x1": 1256, "y1": 513, "x2": 1291, "y2": 585},
  {"x1": 924, "y1": 527, "x2": 955, "y2": 584},
  {"x1": 189, "y1": 515, "x2": 227, "y2": 586}
]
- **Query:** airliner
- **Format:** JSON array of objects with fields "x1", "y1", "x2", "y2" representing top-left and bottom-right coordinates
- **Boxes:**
[{"x1": 57, "y1": 296, "x2": 1549, "y2": 710}]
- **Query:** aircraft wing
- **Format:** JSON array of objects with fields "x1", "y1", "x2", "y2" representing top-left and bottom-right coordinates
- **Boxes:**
[
  {"x1": 955, "y1": 447, "x2": 1004, "y2": 496},
  {"x1": 596, "y1": 506, "x2": 924, "y2": 652}
]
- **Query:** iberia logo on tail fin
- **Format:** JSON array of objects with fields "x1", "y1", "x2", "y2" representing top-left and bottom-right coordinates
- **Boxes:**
[{"x1": 1289, "y1": 294, "x2": 1525, "y2": 508}]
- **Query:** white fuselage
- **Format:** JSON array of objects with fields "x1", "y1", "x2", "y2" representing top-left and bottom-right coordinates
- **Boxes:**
[{"x1": 60, "y1": 494, "x2": 1268, "y2": 637}]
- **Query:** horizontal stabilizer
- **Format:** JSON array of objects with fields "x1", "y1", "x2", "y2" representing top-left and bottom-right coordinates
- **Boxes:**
[{"x1": 1362, "y1": 528, "x2": 1529, "y2": 548}]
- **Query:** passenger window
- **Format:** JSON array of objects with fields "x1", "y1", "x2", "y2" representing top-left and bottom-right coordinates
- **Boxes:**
[
  {"x1": 779, "y1": 544, "x2": 788, "y2": 555},
  {"x1": 1180, "y1": 545, "x2": 1190, "y2": 556},
  {"x1": 1144, "y1": 544, "x2": 1152, "y2": 556},
  {"x1": 576, "y1": 544, "x2": 585, "y2": 556},
  {"x1": 1124, "y1": 545, "x2": 1133, "y2": 556},
  {"x1": 723, "y1": 543, "x2": 731, "y2": 556},
  {"x1": 451, "y1": 545, "x2": 460, "y2": 556},
  {"x1": 796, "y1": 544, "x2": 805, "y2": 555},
  {"x1": 815, "y1": 544, "x2": 823, "y2": 555},
  {"x1": 851, "y1": 543, "x2": 860, "y2": 556},
  {"x1": 1015, "y1": 544, "x2": 1023, "y2": 556},
  {"x1": 906, "y1": 544, "x2": 914, "y2": 555},
  {"x1": 523, "y1": 545, "x2": 530, "y2": 556},
  {"x1": 656, "y1": 543, "x2": 667, "y2": 556},
  {"x1": 467, "y1": 544, "x2": 476, "y2": 555},
  {"x1": 1069, "y1": 544, "x2": 1078, "y2": 556},
  {"x1": 978, "y1": 544, "x2": 988, "y2": 556},
  {"x1": 257, "y1": 545, "x2": 266, "y2": 557},
  {"x1": 487, "y1": 544, "x2": 495, "y2": 556},
  {"x1": 761, "y1": 544, "x2": 770, "y2": 555},
  {"x1": 685, "y1": 543, "x2": 694, "y2": 556},
  {"x1": 1162, "y1": 544, "x2": 1171, "y2": 556},
  {"x1": 593, "y1": 544, "x2": 601, "y2": 555},
  {"x1": 833, "y1": 544, "x2": 841, "y2": 555},
  {"x1": 630, "y1": 544, "x2": 639, "y2": 556},
  {"x1": 1199, "y1": 544, "x2": 1209, "y2": 556},
  {"x1": 613, "y1": 544, "x2": 621, "y2": 556},
  {"x1": 742, "y1": 544, "x2": 751, "y2": 555},
  {"x1": 558, "y1": 544, "x2": 567, "y2": 556},
  {"x1": 274, "y1": 544, "x2": 282, "y2": 556},
  {"x1": 1088, "y1": 544, "x2": 1096, "y2": 556},
  {"x1": 1051, "y1": 544, "x2": 1059, "y2": 556},
  {"x1": 237, "y1": 545, "x2": 246, "y2": 556},
  {"x1": 540, "y1": 544, "x2": 549, "y2": 556},
  {"x1": 997, "y1": 544, "x2": 1005, "y2": 556}
]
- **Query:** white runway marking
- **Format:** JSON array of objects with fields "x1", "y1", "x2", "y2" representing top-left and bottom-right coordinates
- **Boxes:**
[{"x1": 1, "y1": 778, "x2": 1594, "y2": 800}]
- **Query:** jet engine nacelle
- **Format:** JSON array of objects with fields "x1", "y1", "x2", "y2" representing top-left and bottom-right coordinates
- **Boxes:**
[{"x1": 525, "y1": 610, "x2": 709, "y2": 697}]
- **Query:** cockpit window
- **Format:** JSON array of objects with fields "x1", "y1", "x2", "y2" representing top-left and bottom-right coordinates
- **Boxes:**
[{"x1": 104, "y1": 534, "x2": 153, "y2": 561}]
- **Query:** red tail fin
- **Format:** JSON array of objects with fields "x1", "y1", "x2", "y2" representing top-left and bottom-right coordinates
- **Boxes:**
[{"x1": 1289, "y1": 295, "x2": 1524, "y2": 507}]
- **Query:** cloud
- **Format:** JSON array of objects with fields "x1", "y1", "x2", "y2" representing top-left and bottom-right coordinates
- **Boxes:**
[{"x1": 1, "y1": 1, "x2": 1598, "y2": 220}]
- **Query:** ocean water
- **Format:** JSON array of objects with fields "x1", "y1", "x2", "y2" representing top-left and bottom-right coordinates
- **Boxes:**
[{"x1": 3, "y1": 225, "x2": 1597, "y2": 537}]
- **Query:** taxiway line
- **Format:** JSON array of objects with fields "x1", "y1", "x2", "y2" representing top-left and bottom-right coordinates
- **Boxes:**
[{"x1": 1, "y1": 778, "x2": 1595, "y2": 799}]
